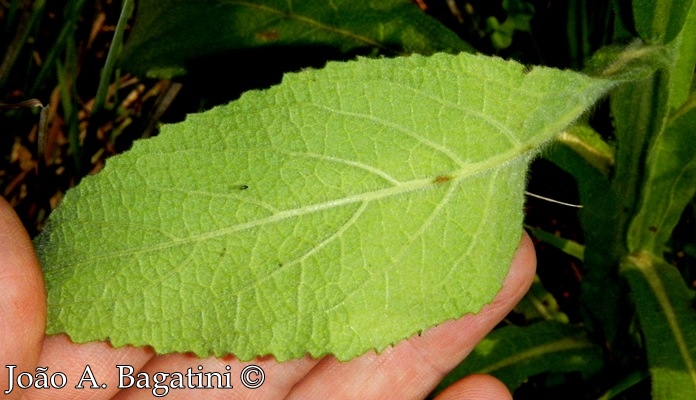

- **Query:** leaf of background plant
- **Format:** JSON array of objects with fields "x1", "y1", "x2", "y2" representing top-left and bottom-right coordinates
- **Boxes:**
[
  {"x1": 543, "y1": 121, "x2": 624, "y2": 347},
  {"x1": 669, "y1": 0, "x2": 696, "y2": 110},
  {"x1": 632, "y1": 0, "x2": 694, "y2": 44},
  {"x1": 525, "y1": 225, "x2": 585, "y2": 261},
  {"x1": 606, "y1": 47, "x2": 672, "y2": 256},
  {"x1": 554, "y1": 125, "x2": 614, "y2": 176},
  {"x1": 434, "y1": 322, "x2": 603, "y2": 393},
  {"x1": 486, "y1": 0, "x2": 534, "y2": 50},
  {"x1": 628, "y1": 105, "x2": 696, "y2": 253},
  {"x1": 513, "y1": 275, "x2": 569, "y2": 323},
  {"x1": 584, "y1": 41, "x2": 669, "y2": 82},
  {"x1": 621, "y1": 252, "x2": 696, "y2": 399},
  {"x1": 35, "y1": 52, "x2": 614, "y2": 361},
  {"x1": 576, "y1": 41, "x2": 676, "y2": 349},
  {"x1": 119, "y1": 0, "x2": 473, "y2": 79}
]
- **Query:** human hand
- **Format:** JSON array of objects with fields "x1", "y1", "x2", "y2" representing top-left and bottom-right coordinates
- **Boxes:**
[{"x1": 0, "y1": 196, "x2": 535, "y2": 399}]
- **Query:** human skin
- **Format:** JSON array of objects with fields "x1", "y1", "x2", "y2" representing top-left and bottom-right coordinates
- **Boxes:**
[{"x1": 0, "y1": 196, "x2": 536, "y2": 399}]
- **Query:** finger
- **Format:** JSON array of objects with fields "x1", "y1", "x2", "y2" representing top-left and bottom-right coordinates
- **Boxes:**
[
  {"x1": 25, "y1": 335, "x2": 153, "y2": 400},
  {"x1": 286, "y1": 232, "x2": 536, "y2": 400},
  {"x1": 434, "y1": 374, "x2": 512, "y2": 400},
  {"x1": 0, "y1": 197, "x2": 46, "y2": 399},
  {"x1": 113, "y1": 354, "x2": 319, "y2": 400}
]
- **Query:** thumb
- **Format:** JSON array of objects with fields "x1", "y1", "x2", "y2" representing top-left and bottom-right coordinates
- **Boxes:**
[
  {"x1": 0, "y1": 197, "x2": 46, "y2": 399},
  {"x1": 434, "y1": 374, "x2": 512, "y2": 400}
]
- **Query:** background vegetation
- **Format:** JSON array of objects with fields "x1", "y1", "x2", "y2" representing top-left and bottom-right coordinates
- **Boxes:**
[{"x1": 2, "y1": 0, "x2": 695, "y2": 398}]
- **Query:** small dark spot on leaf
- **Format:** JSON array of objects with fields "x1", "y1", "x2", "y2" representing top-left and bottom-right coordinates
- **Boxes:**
[
  {"x1": 522, "y1": 65, "x2": 532, "y2": 74},
  {"x1": 433, "y1": 175, "x2": 453, "y2": 184},
  {"x1": 648, "y1": 226, "x2": 657, "y2": 232},
  {"x1": 256, "y1": 30, "x2": 279, "y2": 41},
  {"x1": 239, "y1": 184, "x2": 249, "y2": 190}
]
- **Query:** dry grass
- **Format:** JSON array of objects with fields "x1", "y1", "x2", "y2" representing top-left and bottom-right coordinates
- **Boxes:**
[{"x1": 1, "y1": 0, "x2": 178, "y2": 236}]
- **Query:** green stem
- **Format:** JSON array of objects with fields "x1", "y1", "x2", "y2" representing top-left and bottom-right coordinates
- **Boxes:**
[
  {"x1": 0, "y1": 0, "x2": 46, "y2": 89},
  {"x1": 93, "y1": 0, "x2": 135, "y2": 115},
  {"x1": 29, "y1": 0, "x2": 86, "y2": 96}
]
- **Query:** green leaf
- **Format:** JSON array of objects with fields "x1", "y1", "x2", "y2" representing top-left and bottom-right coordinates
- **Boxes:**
[
  {"x1": 543, "y1": 118, "x2": 624, "y2": 347},
  {"x1": 119, "y1": 0, "x2": 473, "y2": 79},
  {"x1": 525, "y1": 225, "x2": 585, "y2": 261},
  {"x1": 628, "y1": 103, "x2": 696, "y2": 253},
  {"x1": 486, "y1": 0, "x2": 534, "y2": 50},
  {"x1": 554, "y1": 125, "x2": 614, "y2": 177},
  {"x1": 514, "y1": 275, "x2": 570, "y2": 323},
  {"x1": 621, "y1": 251, "x2": 696, "y2": 399},
  {"x1": 35, "y1": 52, "x2": 614, "y2": 361},
  {"x1": 584, "y1": 40, "x2": 670, "y2": 82},
  {"x1": 435, "y1": 322, "x2": 603, "y2": 393},
  {"x1": 607, "y1": 46, "x2": 672, "y2": 255},
  {"x1": 632, "y1": 0, "x2": 694, "y2": 44},
  {"x1": 503, "y1": 0, "x2": 534, "y2": 32},
  {"x1": 597, "y1": 370, "x2": 651, "y2": 400},
  {"x1": 669, "y1": 0, "x2": 696, "y2": 110}
]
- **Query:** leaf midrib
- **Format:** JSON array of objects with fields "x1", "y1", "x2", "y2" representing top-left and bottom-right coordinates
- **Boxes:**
[{"x1": 51, "y1": 143, "x2": 536, "y2": 269}]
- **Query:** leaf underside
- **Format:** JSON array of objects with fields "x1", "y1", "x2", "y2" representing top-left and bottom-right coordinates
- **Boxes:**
[{"x1": 35, "y1": 52, "x2": 613, "y2": 361}]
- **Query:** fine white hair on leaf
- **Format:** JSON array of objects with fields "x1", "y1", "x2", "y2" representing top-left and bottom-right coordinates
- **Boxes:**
[{"x1": 524, "y1": 191, "x2": 583, "y2": 208}]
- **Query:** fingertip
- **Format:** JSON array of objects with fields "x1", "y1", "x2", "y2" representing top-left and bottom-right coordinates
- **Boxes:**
[
  {"x1": 435, "y1": 374, "x2": 512, "y2": 400},
  {"x1": 508, "y1": 230, "x2": 537, "y2": 300}
]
